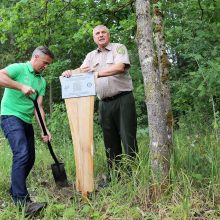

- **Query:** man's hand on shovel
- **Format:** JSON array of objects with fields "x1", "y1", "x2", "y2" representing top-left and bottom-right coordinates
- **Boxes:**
[
  {"x1": 42, "y1": 130, "x2": 52, "y2": 143},
  {"x1": 21, "y1": 84, "x2": 35, "y2": 96}
]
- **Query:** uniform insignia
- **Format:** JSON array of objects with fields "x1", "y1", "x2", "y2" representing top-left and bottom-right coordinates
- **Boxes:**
[
  {"x1": 116, "y1": 46, "x2": 125, "y2": 55},
  {"x1": 38, "y1": 80, "x2": 41, "y2": 85}
]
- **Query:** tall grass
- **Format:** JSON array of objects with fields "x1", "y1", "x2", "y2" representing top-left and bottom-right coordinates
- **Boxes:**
[{"x1": 1, "y1": 126, "x2": 220, "y2": 219}]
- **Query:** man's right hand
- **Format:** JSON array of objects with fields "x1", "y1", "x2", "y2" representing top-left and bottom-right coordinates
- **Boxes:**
[
  {"x1": 62, "y1": 67, "x2": 94, "y2": 77},
  {"x1": 62, "y1": 70, "x2": 72, "y2": 78},
  {"x1": 42, "y1": 130, "x2": 52, "y2": 143},
  {"x1": 21, "y1": 85, "x2": 35, "y2": 95}
]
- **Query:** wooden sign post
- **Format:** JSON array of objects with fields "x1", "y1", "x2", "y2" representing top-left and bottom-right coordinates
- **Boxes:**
[{"x1": 60, "y1": 69, "x2": 95, "y2": 198}]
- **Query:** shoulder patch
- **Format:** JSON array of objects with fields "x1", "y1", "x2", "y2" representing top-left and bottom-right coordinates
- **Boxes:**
[{"x1": 116, "y1": 46, "x2": 125, "y2": 55}]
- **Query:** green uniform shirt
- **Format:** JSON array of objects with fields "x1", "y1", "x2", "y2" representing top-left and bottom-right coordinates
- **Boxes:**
[{"x1": 1, "y1": 62, "x2": 46, "y2": 124}]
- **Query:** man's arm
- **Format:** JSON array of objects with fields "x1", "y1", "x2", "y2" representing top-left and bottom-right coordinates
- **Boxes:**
[
  {"x1": 62, "y1": 63, "x2": 126, "y2": 78},
  {"x1": 95, "y1": 63, "x2": 126, "y2": 77},
  {"x1": 34, "y1": 95, "x2": 52, "y2": 143},
  {"x1": 81, "y1": 44, "x2": 130, "y2": 77},
  {"x1": 80, "y1": 63, "x2": 126, "y2": 78},
  {"x1": 0, "y1": 69, "x2": 35, "y2": 95},
  {"x1": 61, "y1": 68, "x2": 81, "y2": 77}
]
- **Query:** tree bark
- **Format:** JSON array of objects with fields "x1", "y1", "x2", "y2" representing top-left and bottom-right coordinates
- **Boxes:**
[
  {"x1": 153, "y1": 1, "x2": 173, "y2": 146},
  {"x1": 135, "y1": 0, "x2": 170, "y2": 179}
]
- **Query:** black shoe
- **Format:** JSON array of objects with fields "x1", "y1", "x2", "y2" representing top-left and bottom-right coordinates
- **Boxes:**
[
  {"x1": 98, "y1": 179, "x2": 109, "y2": 188},
  {"x1": 25, "y1": 201, "x2": 47, "y2": 217},
  {"x1": 98, "y1": 175, "x2": 111, "y2": 189}
]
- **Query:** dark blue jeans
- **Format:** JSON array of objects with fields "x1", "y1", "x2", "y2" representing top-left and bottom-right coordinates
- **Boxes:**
[{"x1": 1, "y1": 115, "x2": 35, "y2": 205}]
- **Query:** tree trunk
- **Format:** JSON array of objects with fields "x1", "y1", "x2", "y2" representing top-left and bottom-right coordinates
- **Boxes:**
[
  {"x1": 153, "y1": 1, "x2": 173, "y2": 146},
  {"x1": 135, "y1": 0, "x2": 170, "y2": 179}
]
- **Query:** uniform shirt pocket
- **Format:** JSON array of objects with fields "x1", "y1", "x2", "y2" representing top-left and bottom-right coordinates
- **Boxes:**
[{"x1": 106, "y1": 52, "x2": 114, "y2": 64}]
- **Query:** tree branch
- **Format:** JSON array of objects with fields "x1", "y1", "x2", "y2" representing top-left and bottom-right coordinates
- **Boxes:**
[{"x1": 198, "y1": 0, "x2": 204, "y2": 20}]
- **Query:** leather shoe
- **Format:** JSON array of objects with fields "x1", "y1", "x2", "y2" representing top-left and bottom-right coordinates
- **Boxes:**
[
  {"x1": 98, "y1": 179, "x2": 109, "y2": 188},
  {"x1": 98, "y1": 175, "x2": 111, "y2": 189},
  {"x1": 25, "y1": 201, "x2": 47, "y2": 217}
]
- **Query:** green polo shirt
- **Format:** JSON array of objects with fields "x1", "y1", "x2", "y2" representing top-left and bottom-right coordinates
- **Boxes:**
[{"x1": 1, "y1": 62, "x2": 46, "y2": 124}]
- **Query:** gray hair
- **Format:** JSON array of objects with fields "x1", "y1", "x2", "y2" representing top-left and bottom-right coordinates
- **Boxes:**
[
  {"x1": 32, "y1": 46, "x2": 54, "y2": 59},
  {"x1": 93, "y1": 25, "x2": 109, "y2": 35}
]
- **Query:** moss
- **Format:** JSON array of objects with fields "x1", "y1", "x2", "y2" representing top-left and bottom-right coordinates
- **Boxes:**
[
  {"x1": 154, "y1": 24, "x2": 162, "y2": 33},
  {"x1": 153, "y1": 53, "x2": 159, "y2": 68},
  {"x1": 153, "y1": 7, "x2": 162, "y2": 16},
  {"x1": 166, "y1": 110, "x2": 174, "y2": 129},
  {"x1": 161, "y1": 72, "x2": 169, "y2": 83},
  {"x1": 145, "y1": 83, "x2": 154, "y2": 102},
  {"x1": 135, "y1": 27, "x2": 142, "y2": 41},
  {"x1": 161, "y1": 51, "x2": 171, "y2": 69}
]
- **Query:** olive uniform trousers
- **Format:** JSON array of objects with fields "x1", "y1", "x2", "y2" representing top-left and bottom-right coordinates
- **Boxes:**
[{"x1": 99, "y1": 92, "x2": 138, "y2": 170}]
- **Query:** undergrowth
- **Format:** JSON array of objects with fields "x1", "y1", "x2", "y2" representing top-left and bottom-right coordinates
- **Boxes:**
[{"x1": 1, "y1": 126, "x2": 220, "y2": 219}]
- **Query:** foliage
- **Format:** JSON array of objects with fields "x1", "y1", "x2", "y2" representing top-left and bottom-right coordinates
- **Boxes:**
[
  {"x1": 1, "y1": 0, "x2": 219, "y2": 129},
  {"x1": 163, "y1": 0, "x2": 220, "y2": 129},
  {"x1": 0, "y1": 0, "x2": 220, "y2": 217}
]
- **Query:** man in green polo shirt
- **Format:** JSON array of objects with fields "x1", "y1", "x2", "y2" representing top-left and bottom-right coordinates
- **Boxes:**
[{"x1": 0, "y1": 46, "x2": 54, "y2": 216}]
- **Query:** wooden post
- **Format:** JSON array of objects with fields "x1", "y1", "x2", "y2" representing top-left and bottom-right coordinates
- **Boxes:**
[{"x1": 64, "y1": 68, "x2": 94, "y2": 198}]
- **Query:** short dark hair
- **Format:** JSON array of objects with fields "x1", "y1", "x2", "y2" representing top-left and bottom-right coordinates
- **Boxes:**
[{"x1": 32, "y1": 46, "x2": 54, "y2": 59}]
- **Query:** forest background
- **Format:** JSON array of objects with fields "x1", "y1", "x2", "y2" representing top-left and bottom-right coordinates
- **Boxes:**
[{"x1": 0, "y1": 0, "x2": 220, "y2": 219}]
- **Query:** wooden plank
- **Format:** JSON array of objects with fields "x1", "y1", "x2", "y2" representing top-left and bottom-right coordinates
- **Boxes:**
[{"x1": 64, "y1": 68, "x2": 94, "y2": 198}]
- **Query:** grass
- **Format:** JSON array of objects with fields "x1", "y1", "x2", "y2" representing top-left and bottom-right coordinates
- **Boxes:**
[{"x1": 1, "y1": 127, "x2": 220, "y2": 219}]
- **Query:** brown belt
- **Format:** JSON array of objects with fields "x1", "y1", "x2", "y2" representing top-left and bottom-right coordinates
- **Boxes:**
[{"x1": 101, "y1": 91, "x2": 132, "y2": 102}]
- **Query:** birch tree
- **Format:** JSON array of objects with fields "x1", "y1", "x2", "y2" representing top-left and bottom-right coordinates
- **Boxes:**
[
  {"x1": 153, "y1": 1, "x2": 173, "y2": 146},
  {"x1": 135, "y1": 0, "x2": 170, "y2": 179}
]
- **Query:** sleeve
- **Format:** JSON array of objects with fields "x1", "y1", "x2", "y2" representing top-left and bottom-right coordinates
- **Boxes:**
[
  {"x1": 80, "y1": 53, "x2": 92, "y2": 68},
  {"x1": 38, "y1": 78, "x2": 46, "y2": 96},
  {"x1": 114, "y1": 44, "x2": 130, "y2": 67},
  {"x1": 4, "y1": 63, "x2": 23, "y2": 79}
]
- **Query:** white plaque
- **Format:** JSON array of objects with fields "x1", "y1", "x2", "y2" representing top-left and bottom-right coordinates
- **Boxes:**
[{"x1": 59, "y1": 73, "x2": 96, "y2": 99}]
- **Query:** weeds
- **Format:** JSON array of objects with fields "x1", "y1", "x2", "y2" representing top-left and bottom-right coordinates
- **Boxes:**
[{"x1": 1, "y1": 128, "x2": 220, "y2": 219}]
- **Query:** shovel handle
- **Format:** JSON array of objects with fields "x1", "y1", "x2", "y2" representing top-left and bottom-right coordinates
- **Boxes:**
[{"x1": 31, "y1": 92, "x2": 60, "y2": 165}]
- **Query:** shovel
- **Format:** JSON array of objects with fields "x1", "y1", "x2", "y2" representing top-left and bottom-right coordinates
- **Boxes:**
[{"x1": 30, "y1": 92, "x2": 69, "y2": 187}]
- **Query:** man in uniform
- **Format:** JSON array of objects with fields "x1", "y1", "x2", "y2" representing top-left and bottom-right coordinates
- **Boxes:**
[
  {"x1": 0, "y1": 46, "x2": 54, "y2": 215},
  {"x1": 63, "y1": 25, "x2": 138, "y2": 184}
]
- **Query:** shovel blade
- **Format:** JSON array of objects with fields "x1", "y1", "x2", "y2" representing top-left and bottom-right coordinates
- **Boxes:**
[{"x1": 51, "y1": 163, "x2": 69, "y2": 187}]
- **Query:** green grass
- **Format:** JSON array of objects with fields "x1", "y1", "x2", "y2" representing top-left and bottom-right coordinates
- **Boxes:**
[{"x1": 1, "y1": 128, "x2": 220, "y2": 219}]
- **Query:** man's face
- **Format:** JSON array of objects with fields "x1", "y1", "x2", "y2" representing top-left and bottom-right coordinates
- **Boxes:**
[
  {"x1": 93, "y1": 27, "x2": 110, "y2": 48},
  {"x1": 33, "y1": 54, "x2": 53, "y2": 73}
]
